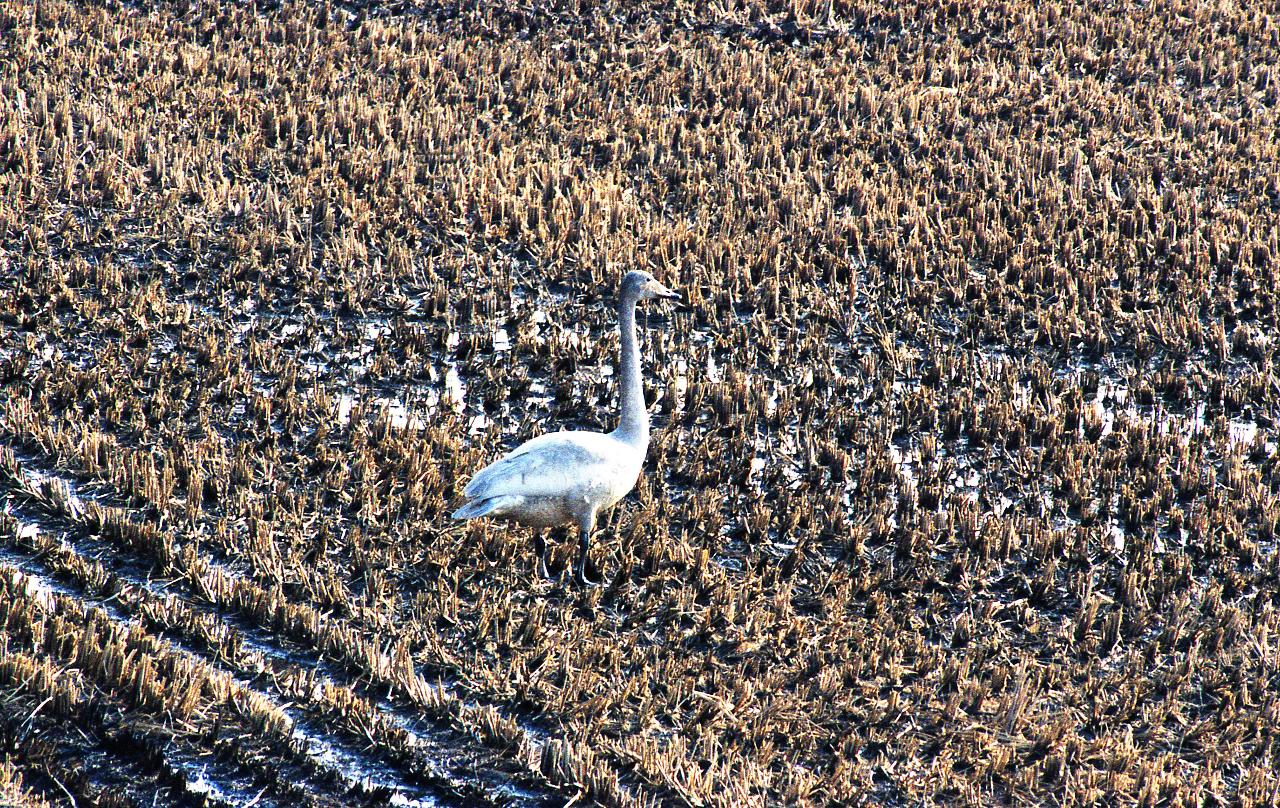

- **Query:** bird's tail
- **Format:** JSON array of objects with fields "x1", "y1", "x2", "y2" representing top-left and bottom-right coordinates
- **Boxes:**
[{"x1": 451, "y1": 495, "x2": 522, "y2": 520}]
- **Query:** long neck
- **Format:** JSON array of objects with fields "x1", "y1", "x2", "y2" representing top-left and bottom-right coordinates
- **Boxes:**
[{"x1": 613, "y1": 292, "x2": 649, "y2": 448}]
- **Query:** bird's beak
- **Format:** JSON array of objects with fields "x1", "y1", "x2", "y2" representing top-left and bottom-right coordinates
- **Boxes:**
[{"x1": 654, "y1": 282, "x2": 680, "y2": 300}]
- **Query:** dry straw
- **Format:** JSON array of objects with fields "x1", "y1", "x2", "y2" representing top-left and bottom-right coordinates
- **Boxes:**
[{"x1": 1, "y1": 0, "x2": 1279, "y2": 805}]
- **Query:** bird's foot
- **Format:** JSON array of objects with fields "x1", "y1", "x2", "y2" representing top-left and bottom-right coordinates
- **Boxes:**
[
  {"x1": 577, "y1": 555, "x2": 603, "y2": 588},
  {"x1": 533, "y1": 534, "x2": 551, "y2": 580}
]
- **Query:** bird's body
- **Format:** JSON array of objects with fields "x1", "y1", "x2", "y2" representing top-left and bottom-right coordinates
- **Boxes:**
[
  {"x1": 452, "y1": 270, "x2": 678, "y2": 584},
  {"x1": 452, "y1": 430, "x2": 644, "y2": 529}
]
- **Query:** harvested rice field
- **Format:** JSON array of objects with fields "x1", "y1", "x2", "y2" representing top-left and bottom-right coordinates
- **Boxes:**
[{"x1": 2, "y1": 0, "x2": 1280, "y2": 805}]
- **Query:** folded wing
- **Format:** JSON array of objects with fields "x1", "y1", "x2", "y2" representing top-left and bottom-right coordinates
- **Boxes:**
[{"x1": 461, "y1": 431, "x2": 621, "y2": 502}]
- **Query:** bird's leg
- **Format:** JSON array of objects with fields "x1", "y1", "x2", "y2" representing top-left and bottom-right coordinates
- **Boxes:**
[
  {"x1": 576, "y1": 508, "x2": 600, "y2": 587},
  {"x1": 533, "y1": 530, "x2": 550, "y2": 579}
]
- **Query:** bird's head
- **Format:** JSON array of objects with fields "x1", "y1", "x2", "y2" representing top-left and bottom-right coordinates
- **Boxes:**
[{"x1": 621, "y1": 270, "x2": 680, "y2": 303}]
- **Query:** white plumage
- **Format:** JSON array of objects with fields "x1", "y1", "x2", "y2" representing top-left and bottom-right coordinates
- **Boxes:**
[
  {"x1": 455, "y1": 432, "x2": 643, "y2": 525},
  {"x1": 452, "y1": 270, "x2": 678, "y2": 584}
]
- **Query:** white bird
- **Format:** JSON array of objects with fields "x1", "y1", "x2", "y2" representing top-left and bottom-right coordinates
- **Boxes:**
[{"x1": 452, "y1": 270, "x2": 679, "y2": 584}]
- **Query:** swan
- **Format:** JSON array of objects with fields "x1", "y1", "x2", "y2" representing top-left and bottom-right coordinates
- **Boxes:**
[{"x1": 452, "y1": 270, "x2": 679, "y2": 585}]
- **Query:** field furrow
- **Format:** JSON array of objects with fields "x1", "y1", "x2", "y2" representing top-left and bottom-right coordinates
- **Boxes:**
[{"x1": 0, "y1": 468, "x2": 542, "y2": 808}]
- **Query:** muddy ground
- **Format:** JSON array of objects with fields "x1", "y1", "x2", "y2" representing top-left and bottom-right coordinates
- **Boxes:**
[{"x1": 1, "y1": 1, "x2": 1279, "y2": 806}]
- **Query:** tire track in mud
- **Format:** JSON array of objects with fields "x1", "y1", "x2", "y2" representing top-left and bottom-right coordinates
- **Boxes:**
[
  {"x1": 0, "y1": 506, "x2": 486, "y2": 807},
  {"x1": 0, "y1": 443, "x2": 609, "y2": 807},
  {"x1": 0, "y1": 558, "x2": 307, "y2": 808},
  {"x1": 0, "y1": 614, "x2": 248, "y2": 808}
]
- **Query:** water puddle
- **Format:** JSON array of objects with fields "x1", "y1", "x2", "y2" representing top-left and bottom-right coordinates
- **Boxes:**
[
  {"x1": 1085, "y1": 378, "x2": 1265, "y2": 450},
  {"x1": 527, "y1": 381, "x2": 554, "y2": 409},
  {"x1": 444, "y1": 365, "x2": 466, "y2": 413},
  {"x1": 183, "y1": 768, "x2": 239, "y2": 805},
  {"x1": 887, "y1": 444, "x2": 918, "y2": 494},
  {"x1": 493, "y1": 327, "x2": 511, "y2": 352},
  {"x1": 334, "y1": 394, "x2": 428, "y2": 431}
]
